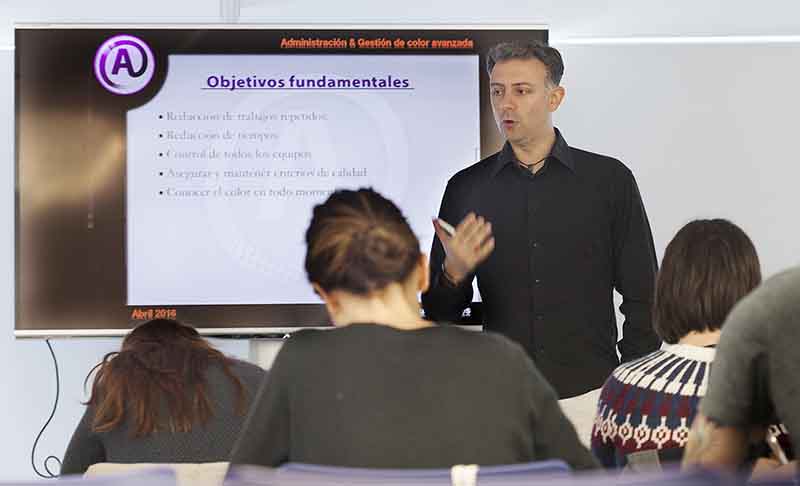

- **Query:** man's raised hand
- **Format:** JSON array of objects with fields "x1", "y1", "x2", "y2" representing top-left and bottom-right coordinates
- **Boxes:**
[{"x1": 433, "y1": 213, "x2": 495, "y2": 284}]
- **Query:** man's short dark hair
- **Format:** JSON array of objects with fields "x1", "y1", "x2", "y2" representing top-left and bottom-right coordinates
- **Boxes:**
[
  {"x1": 653, "y1": 219, "x2": 761, "y2": 344},
  {"x1": 486, "y1": 40, "x2": 564, "y2": 86}
]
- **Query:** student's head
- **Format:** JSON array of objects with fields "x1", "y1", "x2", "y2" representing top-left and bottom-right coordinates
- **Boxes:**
[
  {"x1": 653, "y1": 219, "x2": 761, "y2": 344},
  {"x1": 87, "y1": 319, "x2": 247, "y2": 436},
  {"x1": 486, "y1": 40, "x2": 565, "y2": 146},
  {"x1": 304, "y1": 188, "x2": 428, "y2": 324}
]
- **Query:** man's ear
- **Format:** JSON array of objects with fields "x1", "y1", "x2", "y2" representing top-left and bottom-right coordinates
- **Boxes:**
[{"x1": 548, "y1": 85, "x2": 565, "y2": 112}]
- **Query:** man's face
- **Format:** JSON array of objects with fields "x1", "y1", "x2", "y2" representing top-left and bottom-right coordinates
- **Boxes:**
[{"x1": 489, "y1": 58, "x2": 563, "y2": 146}]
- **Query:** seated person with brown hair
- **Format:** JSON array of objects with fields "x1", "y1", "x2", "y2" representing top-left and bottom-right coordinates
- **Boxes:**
[
  {"x1": 229, "y1": 188, "x2": 597, "y2": 470},
  {"x1": 591, "y1": 219, "x2": 761, "y2": 470},
  {"x1": 61, "y1": 319, "x2": 265, "y2": 475},
  {"x1": 683, "y1": 265, "x2": 800, "y2": 478}
]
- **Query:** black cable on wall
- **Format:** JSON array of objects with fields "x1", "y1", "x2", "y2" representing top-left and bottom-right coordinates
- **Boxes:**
[{"x1": 31, "y1": 339, "x2": 62, "y2": 478}]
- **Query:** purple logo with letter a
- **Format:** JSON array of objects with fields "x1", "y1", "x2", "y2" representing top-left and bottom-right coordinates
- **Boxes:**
[{"x1": 94, "y1": 35, "x2": 155, "y2": 95}]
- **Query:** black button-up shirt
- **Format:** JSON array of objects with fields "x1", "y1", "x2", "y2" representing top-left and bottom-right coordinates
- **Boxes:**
[{"x1": 422, "y1": 128, "x2": 660, "y2": 398}]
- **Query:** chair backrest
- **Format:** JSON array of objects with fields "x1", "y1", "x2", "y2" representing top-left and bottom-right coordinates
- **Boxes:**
[
  {"x1": 224, "y1": 460, "x2": 570, "y2": 486},
  {"x1": 0, "y1": 469, "x2": 175, "y2": 486},
  {"x1": 225, "y1": 464, "x2": 736, "y2": 486},
  {"x1": 85, "y1": 461, "x2": 229, "y2": 486},
  {"x1": 472, "y1": 460, "x2": 570, "y2": 485},
  {"x1": 225, "y1": 464, "x2": 449, "y2": 486},
  {"x1": 529, "y1": 468, "x2": 728, "y2": 486}
]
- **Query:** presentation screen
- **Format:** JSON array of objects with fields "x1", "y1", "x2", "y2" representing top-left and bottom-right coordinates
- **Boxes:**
[{"x1": 15, "y1": 25, "x2": 547, "y2": 336}]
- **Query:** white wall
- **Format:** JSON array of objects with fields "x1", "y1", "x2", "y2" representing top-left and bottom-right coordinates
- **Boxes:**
[
  {"x1": 1, "y1": 2, "x2": 232, "y2": 480},
  {"x1": 552, "y1": 41, "x2": 800, "y2": 278},
  {"x1": 4, "y1": 0, "x2": 800, "y2": 480}
]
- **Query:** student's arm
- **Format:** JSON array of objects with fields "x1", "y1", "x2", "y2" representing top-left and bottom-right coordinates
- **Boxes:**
[
  {"x1": 750, "y1": 458, "x2": 798, "y2": 480},
  {"x1": 682, "y1": 414, "x2": 749, "y2": 469},
  {"x1": 60, "y1": 407, "x2": 106, "y2": 476},
  {"x1": 684, "y1": 291, "x2": 773, "y2": 470},
  {"x1": 521, "y1": 350, "x2": 599, "y2": 470},
  {"x1": 229, "y1": 346, "x2": 292, "y2": 468}
]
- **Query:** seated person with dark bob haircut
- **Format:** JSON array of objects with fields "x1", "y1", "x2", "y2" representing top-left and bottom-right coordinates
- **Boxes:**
[
  {"x1": 683, "y1": 263, "x2": 800, "y2": 476},
  {"x1": 61, "y1": 319, "x2": 265, "y2": 475},
  {"x1": 230, "y1": 188, "x2": 598, "y2": 470},
  {"x1": 591, "y1": 219, "x2": 761, "y2": 470}
]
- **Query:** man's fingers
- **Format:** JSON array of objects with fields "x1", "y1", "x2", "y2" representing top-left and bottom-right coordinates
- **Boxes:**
[
  {"x1": 463, "y1": 218, "x2": 492, "y2": 249},
  {"x1": 455, "y1": 213, "x2": 477, "y2": 237},
  {"x1": 446, "y1": 213, "x2": 495, "y2": 270},
  {"x1": 477, "y1": 237, "x2": 496, "y2": 261},
  {"x1": 459, "y1": 215, "x2": 483, "y2": 244},
  {"x1": 475, "y1": 222, "x2": 493, "y2": 245}
]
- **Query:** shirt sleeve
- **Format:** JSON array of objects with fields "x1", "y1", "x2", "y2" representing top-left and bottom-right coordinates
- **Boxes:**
[
  {"x1": 229, "y1": 344, "x2": 292, "y2": 468},
  {"x1": 421, "y1": 179, "x2": 474, "y2": 322},
  {"x1": 700, "y1": 294, "x2": 772, "y2": 427},
  {"x1": 611, "y1": 167, "x2": 661, "y2": 362},
  {"x1": 60, "y1": 407, "x2": 106, "y2": 476}
]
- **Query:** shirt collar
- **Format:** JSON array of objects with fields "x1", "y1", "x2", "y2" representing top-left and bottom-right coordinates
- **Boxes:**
[{"x1": 490, "y1": 127, "x2": 576, "y2": 178}]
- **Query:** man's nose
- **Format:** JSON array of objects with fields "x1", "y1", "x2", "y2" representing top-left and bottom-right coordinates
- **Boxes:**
[{"x1": 499, "y1": 93, "x2": 515, "y2": 111}]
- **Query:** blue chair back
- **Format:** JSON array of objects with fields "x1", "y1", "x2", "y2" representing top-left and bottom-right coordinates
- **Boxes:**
[
  {"x1": 0, "y1": 469, "x2": 175, "y2": 486},
  {"x1": 225, "y1": 464, "x2": 744, "y2": 486},
  {"x1": 527, "y1": 468, "x2": 729, "y2": 486},
  {"x1": 225, "y1": 461, "x2": 569, "y2": 486},
  {"x1": 473, "y1": 460, "x2": 569, "y2": 484}
]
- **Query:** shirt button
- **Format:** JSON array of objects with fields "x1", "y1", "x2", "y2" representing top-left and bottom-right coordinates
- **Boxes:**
[
  {"x1": 532, "y1": 242, "x2": 539, "y2": 248},
  {"x1": 536, "y1": 314, "x2": 544, "y2": 321},
  {"x1": 534, "y1": 279, "x2": 542, "y2": 284}
]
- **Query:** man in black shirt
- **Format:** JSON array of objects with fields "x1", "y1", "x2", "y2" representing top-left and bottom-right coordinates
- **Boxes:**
[{"x1": 422, "y1": 40, "x2": 660, "y2": 439}]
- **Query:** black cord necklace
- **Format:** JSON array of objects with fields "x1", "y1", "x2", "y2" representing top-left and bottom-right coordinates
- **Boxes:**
[{"x1": 518, "y1": 156, "x2": 548, "y2": 173}]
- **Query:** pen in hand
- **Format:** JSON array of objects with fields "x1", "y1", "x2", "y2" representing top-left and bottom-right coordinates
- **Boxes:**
[
  {"x1": 434, "y1": 218, "x2": 456, "y2": 237},
  {"x1": 766, "y1": 428, "x2": 790, "y2": 465}
]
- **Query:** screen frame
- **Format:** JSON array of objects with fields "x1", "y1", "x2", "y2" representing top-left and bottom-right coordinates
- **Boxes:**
[{"x1": 14, "y1": 23, "x2": 547, "y2": 338}]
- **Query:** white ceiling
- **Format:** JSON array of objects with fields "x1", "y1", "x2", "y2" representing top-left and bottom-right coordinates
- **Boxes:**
[
  {"x1": 237, "y1": 0, "x2": 800, "y2": 40},
  {"x1": 2, "y1": 0, "x2": 800, "y2": 45}
]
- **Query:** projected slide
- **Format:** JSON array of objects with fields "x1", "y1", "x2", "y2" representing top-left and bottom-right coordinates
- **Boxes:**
[{"x1": 127, "y1": 55, "x2": 479, "y2": 305}]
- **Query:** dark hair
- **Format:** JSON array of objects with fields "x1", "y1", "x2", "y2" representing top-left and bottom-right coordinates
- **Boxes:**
[
  {"x1": 305, "y1": 188, "x2": 421, "y2": 294},
  {"x1": 486, "y1": 40, "x2": 564, "y2": 86},
  {"x1": 86, "y1": 319, "x2": 247, "y2": 437},
  {"x1": 653, "y1": 219, "x2": 761, "y2": 344}
]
